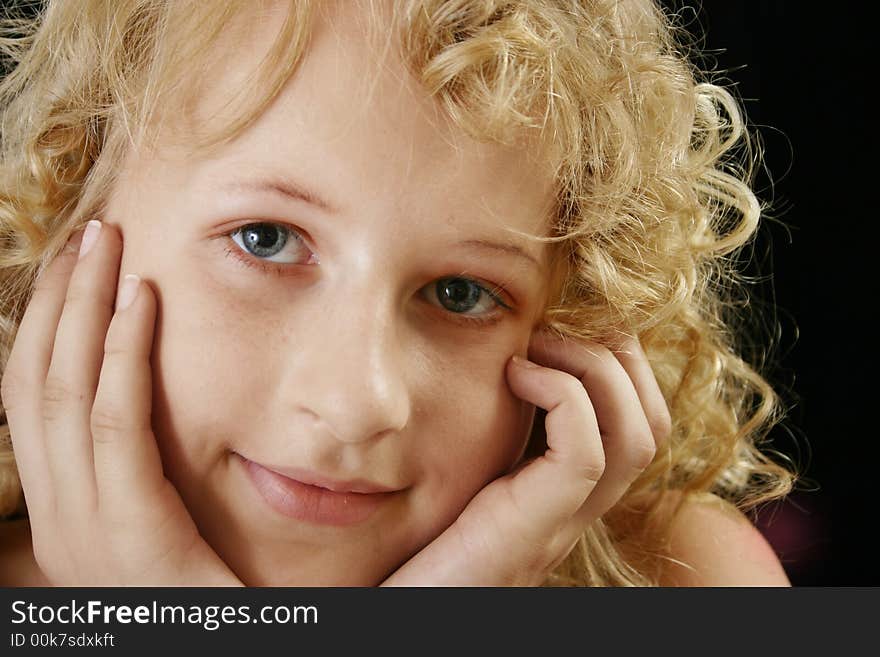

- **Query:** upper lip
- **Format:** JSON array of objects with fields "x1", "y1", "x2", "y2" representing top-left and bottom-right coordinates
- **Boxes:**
[{"x1": 238, "y1": 454, "x2": 401, "y2": 494}]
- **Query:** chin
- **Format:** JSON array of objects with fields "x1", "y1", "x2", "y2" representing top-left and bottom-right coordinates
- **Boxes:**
[{"x1": 226, "y1": 552, "x2": 392, "y2": 587}]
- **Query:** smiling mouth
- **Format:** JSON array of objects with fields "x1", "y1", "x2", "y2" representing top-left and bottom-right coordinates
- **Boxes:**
[{"x1": 234, "y1": 453, "x2": 400, "y2": 526}]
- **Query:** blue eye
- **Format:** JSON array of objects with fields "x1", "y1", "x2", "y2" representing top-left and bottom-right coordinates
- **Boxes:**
[
  {"x1": 240, "y1": 224, "x2": 287, "y2": 256},
  {"x1": 229, "y1": 223, "x2": 310, "y2": 264},
  {"x1": 426, "y1": 276, "x2": 511, "y2": 319}
]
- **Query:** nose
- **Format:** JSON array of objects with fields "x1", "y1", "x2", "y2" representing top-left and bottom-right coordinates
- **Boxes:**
[{"x1": 290, "y1": 285, "x2": 411, "y2": 445}]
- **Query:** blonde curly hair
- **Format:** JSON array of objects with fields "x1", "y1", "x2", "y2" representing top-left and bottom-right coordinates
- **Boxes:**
[{"x1": 0, "y1": 0, "x2": 797, "y2": 586}]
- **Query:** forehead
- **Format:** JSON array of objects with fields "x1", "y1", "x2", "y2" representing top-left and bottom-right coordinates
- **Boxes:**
[{"x1": 156, "y1": 1, "x2": 556, "y2": 249}]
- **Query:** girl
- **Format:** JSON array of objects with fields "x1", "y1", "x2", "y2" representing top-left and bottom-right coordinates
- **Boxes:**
[{"x1": 0, "y1": 0, "x2": 795, "y2": 586}]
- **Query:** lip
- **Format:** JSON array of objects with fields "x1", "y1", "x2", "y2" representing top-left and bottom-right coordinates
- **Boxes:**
[{"x1": 236, "y1": 454, "x2": 399, "y2": 526}]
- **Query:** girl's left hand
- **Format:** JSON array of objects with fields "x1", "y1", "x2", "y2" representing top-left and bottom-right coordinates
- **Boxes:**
[{"x1": 381, "y1": 331, "x2": 672, "y2": 586}]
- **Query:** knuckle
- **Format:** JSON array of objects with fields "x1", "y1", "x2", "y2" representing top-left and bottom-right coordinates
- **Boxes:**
[
  {"x1": 90, "y1": 405, "x2": 150, "y2": 440},
  {"x1": 31, "y1": 272, "x2": 63, "y2": 298},
  {"x1": 612, "y1": 336, "x2": 645, "y2": 364},
  {"x1": 616, "y1": 336, "x2": 641, "y2": 354},
  {"x1": 631, "y1": 436, "x2": 657, "y2": 470},
  {"x1": 557, "y1": 372, "x2": 586, "y2": 400},
  {"x1": 90, "y1": 404, "x2": 131, "y2": 438},
  {"x1": 41, "y1": 375, "x2": 82, "y2": 419},
  {"x1": 583, "y1": 343, "x2": 615, "y2": 366},
  {"x1": 65, "y1": 282, "x2": 112, "y2": 310},
  {"x1": 62, "y1": 282, "x2": 91, "y2": 307},
  {"x1": 649, "y1": 407, "x2": 673, "y2": 443},
  {"x1": 574, "y1": 454, "x2": 605, "y2": 485},
  {"x1": 102, "y1": 339, "x2": 129, "y2": 359}
]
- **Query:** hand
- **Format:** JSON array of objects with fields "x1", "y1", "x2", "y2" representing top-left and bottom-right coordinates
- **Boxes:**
[
  {"x1": 1, "y1": 221, "x2": 241, "y2": 586},
  {"x1": 381, "y1": 330, "x2": 672, "y2": 586}
]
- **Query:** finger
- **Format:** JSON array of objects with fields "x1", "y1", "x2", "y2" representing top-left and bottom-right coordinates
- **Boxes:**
[
  {"x1": 385, "y1": 358, "x2": 605, "y2": 586},
  {"x1": 1, "y1": 230, "x2": 83, "y2": 518},
  {"x1": 42, "y1": 221, "x2": 122, "y2": 509},
  {"x1": 503, "y1": 356, "x2": 604, "y2": 531},
  {"x1": 527, "y1": 335, "x2": 656, "y2": 529},
  {"x1": 610, "y1": 336, "x2": 672, "y2": 448},
  {"x1": 91, "y1": 273, "x2": 163, "y2": 512}
]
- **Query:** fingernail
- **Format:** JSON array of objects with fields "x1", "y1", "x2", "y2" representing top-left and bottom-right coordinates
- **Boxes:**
[
  {"x1": 78, "y1": 220, "x2": 102, "y2": 259},
  {"x1": 512, "y1": 355, "x2": 541, "y2": 370},
  {"x1": 116, "y1": 274, "x2": 140, "y2": 311}
]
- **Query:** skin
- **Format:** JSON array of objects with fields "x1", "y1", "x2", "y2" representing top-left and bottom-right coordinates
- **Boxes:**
[
  {"x1": 0, "y1": 1, "x2": 789, "y2": 587},
  {"x1": 111, "y1": 1, "x2": 558, "y2": 585}
]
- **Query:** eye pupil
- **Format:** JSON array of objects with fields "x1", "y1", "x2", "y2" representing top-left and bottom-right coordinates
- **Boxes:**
[
  {"x1": 241, "y1": 224, "x2": 288, "y2": 257},
  {"x1": 437, "y1": 277, "x2": 481, "y2": 312}
]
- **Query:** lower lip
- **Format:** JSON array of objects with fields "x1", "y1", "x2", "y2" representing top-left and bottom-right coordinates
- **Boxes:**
[{"x1": 239, "y1": 456, "x2": 392, "y2": 526}]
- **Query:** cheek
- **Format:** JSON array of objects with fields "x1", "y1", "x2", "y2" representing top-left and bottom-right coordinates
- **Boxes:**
[
  {"x1": 411, "y1": 361, "x2": 535, "y2": 533},
  {"x1": 149, "y1": 278, "x2": 278, "y2": 477}
]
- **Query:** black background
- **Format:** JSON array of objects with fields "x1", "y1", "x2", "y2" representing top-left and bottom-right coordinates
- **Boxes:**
[
  {"x1": 1, "y1": 1, "x2": 871, "y2": 585},
  {"x1": 661, "y1": 1, "x2": 872, "y2": 585}
]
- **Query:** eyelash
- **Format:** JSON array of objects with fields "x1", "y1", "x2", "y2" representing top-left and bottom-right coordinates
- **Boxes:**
[{"x1": 221, "y1": 223, "x2": 513, "y2": 328}]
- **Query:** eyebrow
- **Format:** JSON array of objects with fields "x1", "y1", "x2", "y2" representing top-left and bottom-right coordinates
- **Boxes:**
[
  {"x1": 225, "y1": 176, "x2": 339, "y2": 214},
  {"x1": 223, "y1": 176, "x2": 542, "y2": 270},
  {"x1": 456, "y1": 239, "x2": 542, "y2": 271}
]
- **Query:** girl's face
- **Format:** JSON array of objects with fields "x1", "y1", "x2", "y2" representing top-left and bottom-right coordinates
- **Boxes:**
[{"x1": 105, "y1": 2, "x2": 555, "y2": 585}]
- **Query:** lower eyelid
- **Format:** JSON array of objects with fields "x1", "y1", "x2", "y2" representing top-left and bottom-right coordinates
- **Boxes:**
[{"x1": 450, "y1": 312, "x2": 505, "y2": 328}]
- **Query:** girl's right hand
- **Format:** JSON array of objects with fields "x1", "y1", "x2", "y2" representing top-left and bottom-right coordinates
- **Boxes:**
[{"x1": 0, "y1": 220, "x2": 241, "y2": 586}]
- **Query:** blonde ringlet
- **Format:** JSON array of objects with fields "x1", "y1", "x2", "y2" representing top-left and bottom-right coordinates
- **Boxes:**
[{"x1": 0, "y1": 0, "x2": 798, "y2": 585}]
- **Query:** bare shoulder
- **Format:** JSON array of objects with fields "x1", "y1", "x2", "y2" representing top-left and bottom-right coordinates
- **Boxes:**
[{"x1": 656, "y1": 491, "x2": 791, "y2": 587}]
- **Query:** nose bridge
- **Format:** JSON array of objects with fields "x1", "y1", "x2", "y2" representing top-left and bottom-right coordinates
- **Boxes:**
[{"x1": 297, "y1": 275, "x2": 410, "y2": 444}]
